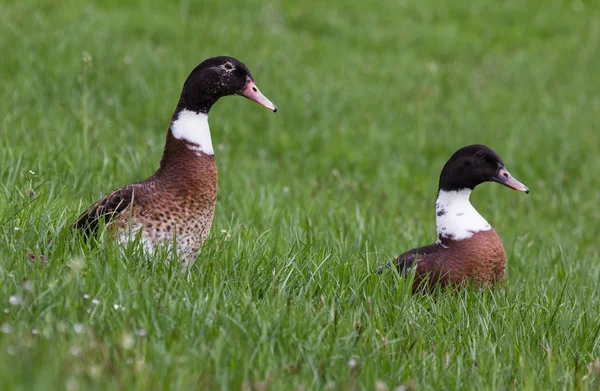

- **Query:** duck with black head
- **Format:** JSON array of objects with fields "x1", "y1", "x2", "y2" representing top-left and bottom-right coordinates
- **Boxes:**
[
  {"x1": 382, "y1": 144, "x2": 529, "y2": 292},
  {"x1": 74, "y1": 56, "x2": 277, "y2": 264}
]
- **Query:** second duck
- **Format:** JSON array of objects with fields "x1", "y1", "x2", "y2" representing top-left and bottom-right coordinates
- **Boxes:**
[{"x1": 386, "y1": 144, "x2": 529, "y2": 291}]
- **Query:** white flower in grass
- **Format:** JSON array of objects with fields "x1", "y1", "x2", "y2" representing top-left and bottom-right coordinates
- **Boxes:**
[
  {"x1": 69, "y1": 346, "x2": 83, "y2": 357},
  {"x1": 68, "y1": 257, "x2": 86, "y2": 273},
  {"x1": 57, "y1": 322, "x2": 68, "y2": 333},
  {"x1": 23, "y1": 281, "x2": 34, "y2": 292},
  {"x1": 82, "y1": 51, "x2": 93, "y2": 65},
  {"x1": 73, "y1": 323, "x2": 84, "y2": 334},
  {"x1": 83, "y1": 294, "x2": 90, "y2": 299},
  {"x1": 427, "y1": 62, "x2": 439, "y2": 74},
  {"x1": 121, "y1": 333, "x2": 134, "y2": 349},
  {"x1": 66, "y1": 377, "x2": 78, "y2": 391},
  {"x1": 375, "y1": 381, "x2": 388, "y2": 391},
  {"x1": 137, "y1": 329, "x2": 147, "y2": 337},
  {"x1": 1, "y1": 324, "x2": 12, "y2": 334},
  {"x1": 28, "y1": 170, "x2": 35, "y2": 175},
  {"x1": 32, "y1": 328, "x2": 39, "y2": 335},
  {"x1": 92, "y1": 299, "x2": 100, "y2": 305},
  {"x1": 9, "y1": 296, "x2": 21, "y2": 306},
  {"x1": 88, "y1": 365, "x2": 102, "y2": 379},
  {"x1": 348, "y1": 358, "x2": 358, "y2": 369}
]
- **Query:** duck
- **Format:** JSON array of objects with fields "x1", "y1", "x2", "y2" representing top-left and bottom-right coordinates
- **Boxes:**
[
  {"x1": 381, "y1": 144, "x2": 529, "y2": 291},
  {"x1": 74, "y1": 56, "x2": 277, "y2": 262}
]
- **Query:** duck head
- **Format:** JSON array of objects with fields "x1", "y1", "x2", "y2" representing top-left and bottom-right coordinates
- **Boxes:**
[
  {"x1": 438, "y1": 144, "x2": 529, "y2": 193},
  {"x1": 176, "y1": 56, "x2": 277, "y2": 114}
]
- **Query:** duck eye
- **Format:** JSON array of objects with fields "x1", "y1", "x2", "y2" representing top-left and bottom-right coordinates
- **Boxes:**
[
  {"x1": 476, "y1": 150, "x2": 485, "y2": 158},
  {"x1": 224, "y1": 63, "x2": 233, "y2": 70}
]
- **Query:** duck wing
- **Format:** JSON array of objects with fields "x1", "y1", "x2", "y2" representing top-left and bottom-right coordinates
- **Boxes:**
[{"x1": 74, "y1": 183, "x2": 148, "y2": 234}]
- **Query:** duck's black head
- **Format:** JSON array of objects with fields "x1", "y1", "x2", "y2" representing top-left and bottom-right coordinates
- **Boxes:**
[
  {"x1": 438, "y1": 144, "x2": 529, "y2": 193},
  {"x1": 176, "y1": 56, "x2": 277, "y2": 114}
]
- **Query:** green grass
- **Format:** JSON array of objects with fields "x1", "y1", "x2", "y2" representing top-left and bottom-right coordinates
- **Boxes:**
[{"x1": 1, "y1": 0, "x2": 600, "y2": 389}]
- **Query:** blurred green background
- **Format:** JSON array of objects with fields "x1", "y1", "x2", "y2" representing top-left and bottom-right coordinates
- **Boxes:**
[{"x1": 1, "y1": 0, "x2": 599, "y2": 389}]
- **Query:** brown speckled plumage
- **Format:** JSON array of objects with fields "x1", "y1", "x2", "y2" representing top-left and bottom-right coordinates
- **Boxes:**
[{"x1": 75, "y1": 131, "x2": 218, "y2": 260}]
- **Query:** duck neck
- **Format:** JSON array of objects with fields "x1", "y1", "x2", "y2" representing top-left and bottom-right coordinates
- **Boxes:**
[
  {"x1": 155, "y1": 109, "x2": 216, "y2": 177},
  {"x1": 435, "y1": 188, "x2": 491, "y2": 242},
  {"x1": 169, "y1": 109, "x2": 213, "y2": 155}
]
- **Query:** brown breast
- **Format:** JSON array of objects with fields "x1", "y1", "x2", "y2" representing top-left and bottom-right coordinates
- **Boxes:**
[
  {"x1": 113, "y1": 131, "x2": 219, "y2": 255},
  {"x1": 396, "y1": 229, "x2": 506, "y2": 292}
]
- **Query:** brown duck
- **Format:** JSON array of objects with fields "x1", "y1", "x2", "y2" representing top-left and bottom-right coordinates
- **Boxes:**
[
  {"x1": 74, "y1": 56, "x2": 277, "y2": 262},
  {"x1": 382, "y1": 145, "x2": 529, "y2": 291}
]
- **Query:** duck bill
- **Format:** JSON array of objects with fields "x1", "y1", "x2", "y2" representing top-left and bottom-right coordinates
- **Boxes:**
[
  {"x1": 239, "y1": 77, "x2": 277, "y2": 112},
  {"x1": 492, "y1": 167, "x2": 530, "y2": 194}
]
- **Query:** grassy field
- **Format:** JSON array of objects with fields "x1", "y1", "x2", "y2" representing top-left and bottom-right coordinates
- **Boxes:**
[{"x1": 1, "y1": 0, "x2": 600, "y2": 389}]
